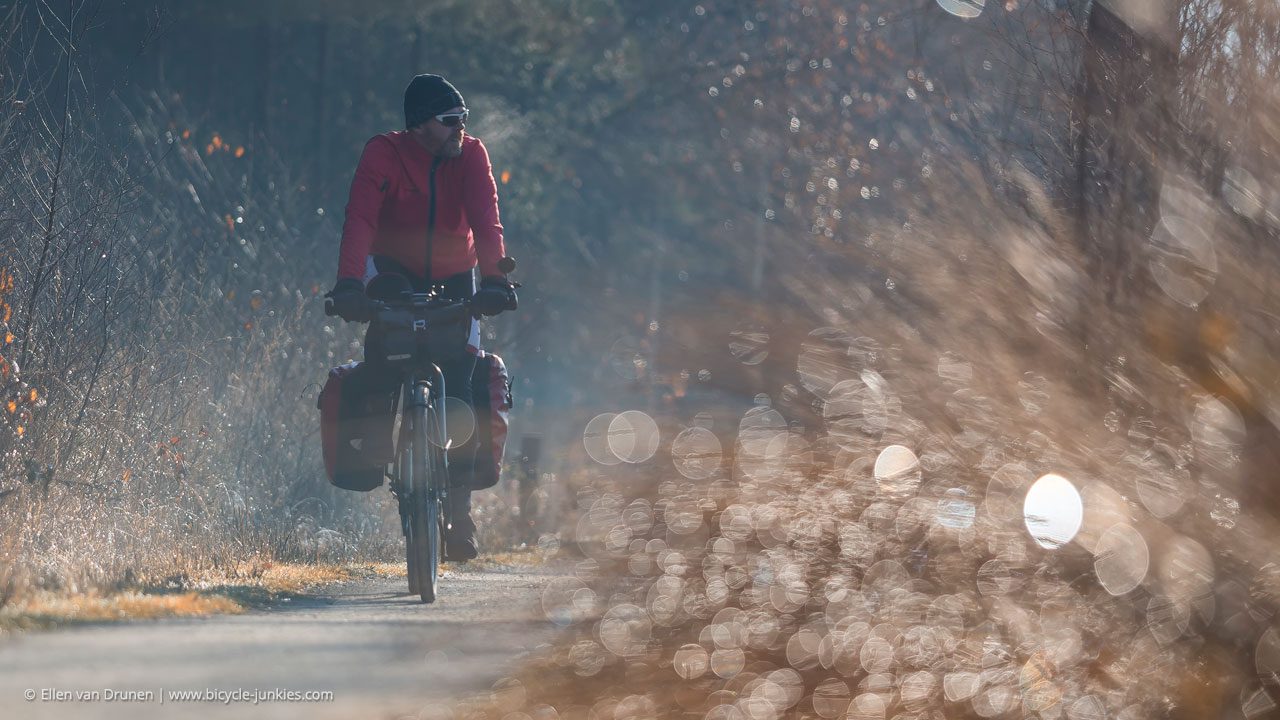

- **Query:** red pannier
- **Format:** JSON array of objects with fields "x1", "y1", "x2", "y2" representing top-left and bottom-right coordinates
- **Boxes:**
[
  {"x1": 317, "y1": 362, "x2": 399, "y2": 491},
  {"x1": 459, "y1": 350, "x2": 511, "y2": 490}
]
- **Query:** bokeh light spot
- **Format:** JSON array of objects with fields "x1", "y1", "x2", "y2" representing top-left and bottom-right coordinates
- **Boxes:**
[
  {"x1": 1149, "y1": 214, "x2": 1218, "y2": 308},
  {"x1": 598, "y1": 603, "x2": 651, "y2": 657},
  {"x1": 427, "y1": 396, "x2": 474, "y2": 449},
  {"x1": 811, "y1": 679, "x2": 850, "y2": 718},
  {"x1": 936, "y1": 0, "x2": 985, "y2": 18},
  {"x1": 936, "y1": 488, "x2": 975, "y2": 529},
  {"x1": 729, "y1": 325, "x2": 769, "y2": 365},
  {"x1": 583, "y1": 413, "x2": 621, "y2": 465},
  {"x1": 1023, "y1": 474, "x2": 1082, "y2": 549},
  {"x1": 873, "y1": 445, "x2": 921, "y2": 499},
  {"x1": 609, "y1": 410, "x2": 660, "y2": 463},
  {"x1": 672, "y1": 427, "x2": 722, "y2": 479},
  {"x1": 1093, "y1": 523, "x2": 1149, "y2": 596},
  {"x1": 710, "y1": 647, "x2": 745, "y2": 678},
  {"x1": 673, "y1": 643, "x2": 709, "y2": 679}
]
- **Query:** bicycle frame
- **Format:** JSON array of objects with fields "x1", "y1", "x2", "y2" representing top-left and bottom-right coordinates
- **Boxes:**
[
  {"x1": 325, "y1": 280, "x2": 478, "y2": 603},
  {"x1": 368, "y1": 289, "x2": 470, "y2": 603}
]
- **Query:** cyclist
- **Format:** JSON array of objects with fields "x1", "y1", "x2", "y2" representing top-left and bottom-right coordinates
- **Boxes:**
[{"x1": 326, "y1": 73, "x2": 517, "y2": 562}]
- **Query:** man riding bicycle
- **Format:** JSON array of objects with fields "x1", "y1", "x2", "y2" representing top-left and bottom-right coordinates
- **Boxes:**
[{"x1": 326, "y1": 74, "x2": 517, "y2": 561}]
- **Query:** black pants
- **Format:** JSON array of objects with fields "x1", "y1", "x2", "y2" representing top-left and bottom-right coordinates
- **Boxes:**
[{"x1": 365, "y1": 257, "x2": 478, "y2": 540}]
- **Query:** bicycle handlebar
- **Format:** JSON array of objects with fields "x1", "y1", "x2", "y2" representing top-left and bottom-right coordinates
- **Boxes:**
[
  {"x1": 323, "y1": 294, "x2": 474, "y2": 324},
  {"x1": 325, "y1": 256, "x2": 518, "y2": 322}
]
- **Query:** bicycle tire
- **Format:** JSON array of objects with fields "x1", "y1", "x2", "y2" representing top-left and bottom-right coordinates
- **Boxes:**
[
  {"x1": 394, "y1": 430, "x2": 419, "y2": 594},
  {"x1": 406, "y1": 518, "x2": 421, "y2": 596},
  {"x1": 411, "y1": 495, "x2": 435, "y2": 603},
  {"x1": 419, "y1": 493, "x2": 440, "y2": 603},
  {"x1": 414, "y1": 382, "x2": 444, "y2": 604},
  {"x1": 401, "y1": 386, "x2": 432, "y2": 599}
]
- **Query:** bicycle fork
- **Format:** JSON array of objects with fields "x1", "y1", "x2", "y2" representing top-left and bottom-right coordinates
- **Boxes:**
[{"x1": 403, "y1": 365, "x2": 451, "y2": 534}]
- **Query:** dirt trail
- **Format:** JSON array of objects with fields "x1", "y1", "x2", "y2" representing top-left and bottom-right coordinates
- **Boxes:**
[{"x1": 0, "y1": 564, "x2": 560, "y2": 719}]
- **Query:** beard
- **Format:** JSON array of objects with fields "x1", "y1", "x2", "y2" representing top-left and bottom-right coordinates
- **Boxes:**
[{"x1": 437, "y1": 132, "x2": 464, "y2": 158}]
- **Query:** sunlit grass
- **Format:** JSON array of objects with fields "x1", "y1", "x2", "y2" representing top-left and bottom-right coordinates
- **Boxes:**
[
  {"x1": 446, "y1": 547, "x2": 549, "y2": 573},
  {"x1": 0, "y1": 561, "x2": 406, "y2": 633},
  {"x1": 2, "y1": 591, "x2": 245, "y2": 632}
]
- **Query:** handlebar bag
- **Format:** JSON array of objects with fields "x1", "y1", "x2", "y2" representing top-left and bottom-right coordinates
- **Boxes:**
[
  {"x1": 317, "y1": 361, "x2": 400, "y2": 491},
  {"x1": 452, "y1": 350, "x2": 511, "y2": 490}
]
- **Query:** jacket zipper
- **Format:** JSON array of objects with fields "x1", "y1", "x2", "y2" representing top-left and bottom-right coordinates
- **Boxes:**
[{"x1": 425, "y1": 155, "x2": 443, "y2": 285}]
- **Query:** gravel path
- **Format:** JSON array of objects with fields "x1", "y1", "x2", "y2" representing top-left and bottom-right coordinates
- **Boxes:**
[{"x1": 0, "y1": 564, "x2": 561, "y2": 719}]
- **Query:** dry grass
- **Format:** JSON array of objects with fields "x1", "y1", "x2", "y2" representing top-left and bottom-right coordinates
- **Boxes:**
[
  {"x1": 449, "y1": 547, "x2": 550, "y2": 573},
  {"x1": 2, "y1": 592, "x2": 245, "y2": 632},
  {"x1": 0, "y1": 561, "x2": 404, "y2": 634},
  {"x1": 0, "y1": 551, "x2": 550, "y2": 635},
  {"x1": 194, "y1": 560, "x2": 401, "y2": 593}
]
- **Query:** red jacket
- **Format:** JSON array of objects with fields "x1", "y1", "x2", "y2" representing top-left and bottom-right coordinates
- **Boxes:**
[{"x1": 337, "y1": 131, "x2": 506, "y2": 282}]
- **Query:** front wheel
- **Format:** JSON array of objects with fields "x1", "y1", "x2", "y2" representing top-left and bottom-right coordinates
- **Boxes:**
[
  {"x1": 400, "y1": 404, "x2": 433, "y2": 601},
  {"x1": 416, "y1": 491, "x2": 440, "y2": 603},
  {"x1": 405, "y1": 506, "x2": 421, "y2": 597},
  {"x1": 409, "y1": 489, "x2": 440, "y2": 602},
  {"x1": 411, "y1": 386, "x2": 446, "y2": 604},
  {"x1": 395, "y1": 420, "x2": 421, "y2": 597}
]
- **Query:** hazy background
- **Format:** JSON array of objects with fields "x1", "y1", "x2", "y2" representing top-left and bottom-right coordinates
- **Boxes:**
[{"x1": 5, "y1": 0, "x2": 1280, "y2": 716}]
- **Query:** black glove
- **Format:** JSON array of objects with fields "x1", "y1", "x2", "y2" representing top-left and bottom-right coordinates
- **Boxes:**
[
  {"x1": 471, "y1": 276, "x2": 519, "y2": 317},
  {"x1": 324, "y1": 278, "x2": 372, "y2": 323}
]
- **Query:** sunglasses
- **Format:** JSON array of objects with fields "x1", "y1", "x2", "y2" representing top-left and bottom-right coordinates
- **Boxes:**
[{"x1": 434, "y1": 109, "x2": 469, "y2": 128}]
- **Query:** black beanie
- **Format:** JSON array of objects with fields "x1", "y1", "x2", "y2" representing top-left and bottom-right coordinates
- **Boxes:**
[{"x1": 404, "y1": 74, "x2": 465, "y2": 129}]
